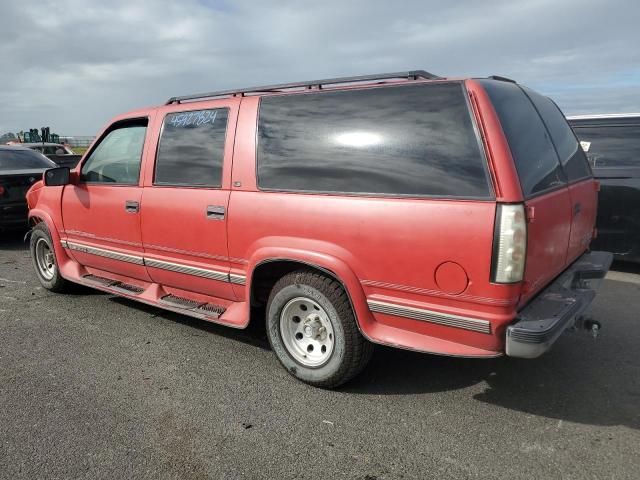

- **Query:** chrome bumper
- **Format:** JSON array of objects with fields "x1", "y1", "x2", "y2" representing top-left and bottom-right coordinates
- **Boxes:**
[{"x1": 506, "y1": 251, "x2": 613, "y2": 359}]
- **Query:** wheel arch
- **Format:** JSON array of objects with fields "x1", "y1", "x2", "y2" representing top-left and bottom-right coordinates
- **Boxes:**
[
  {"x1": 245, "y1": 251, "x2": 377, "y2": 337},
  {"x1": 27, "y1": 208, "x2": 74, "y2": 278}
]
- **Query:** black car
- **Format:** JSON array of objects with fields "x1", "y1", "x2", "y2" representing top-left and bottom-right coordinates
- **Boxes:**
[
  {"x1": 568, "y1": 114, "x2": 640, "y2": 263},
  {"x1": 0, "y1": 145, "x2": 56, "y2": 230}
]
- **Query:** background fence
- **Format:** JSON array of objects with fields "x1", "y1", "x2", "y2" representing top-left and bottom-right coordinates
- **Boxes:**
[{"x1": 59, "y1": 136, "x2": 95, "y2": 147}]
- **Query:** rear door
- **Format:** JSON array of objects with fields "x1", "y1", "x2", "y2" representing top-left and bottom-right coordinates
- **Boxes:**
[
  {"x1": 140, "y1": 100, "x2": 239, "y2": 300},
  {"x1": 480, "y1": 80, "x2": 572, "y2": 302},
  {"x1": 524, "y1": 89, "x2": 595, "y2": 265}
]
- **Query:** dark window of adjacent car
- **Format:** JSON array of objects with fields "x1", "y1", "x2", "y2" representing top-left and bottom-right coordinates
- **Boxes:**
[
  {"x1": 571, "y1": 125, "x2": 640, "y2": 168},
  {"x1": 0, "y1": 149, "x2": 56, "y2": 169},
  {"x1": 81, "y1": 120, "x2": 147, "y2": 184},
  {"x1": 523, "y1": 88, "x2": 592, "y2": 181},
  {"x1": 256, "y1": 82, "x2": 491, "y2": 198},
  {"x1": 480, "y1": 80, "x2": 565, "y2": 197},
  {"x1": 154, "y1": 108, "x2": 229, "y2": 187}
]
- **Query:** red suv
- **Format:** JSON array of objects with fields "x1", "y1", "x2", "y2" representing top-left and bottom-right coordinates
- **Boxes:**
[{"x1": 26, "y1": 71, "x2": 612, "y2": 387}]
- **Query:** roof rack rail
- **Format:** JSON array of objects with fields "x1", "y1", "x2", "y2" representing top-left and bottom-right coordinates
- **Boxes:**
[
  {"x1": 488, "y1": 75, "x2": 517, "y2": 83},
  {"x1": 165, "y1": 70, "x2": 441, "y2": 104}
]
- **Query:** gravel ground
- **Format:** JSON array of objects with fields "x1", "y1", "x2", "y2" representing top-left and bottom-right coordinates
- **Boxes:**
[{"x1": 1, "y1": 230, "x2": 639, "y2": 479}]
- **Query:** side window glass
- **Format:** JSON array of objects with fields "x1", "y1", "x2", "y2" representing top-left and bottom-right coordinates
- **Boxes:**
[
  {"x1": 154, "y1": 108, "x2": 229, "y2": 187},
  {"x1": 480, "y1": 80, "x2": 566, "y2": 196},
  {"x1": 257, "y1": 83, "x2": 491, "y2": 197},
  {"x1": 524, "y1": 88, "x2": 592, "y2": 181},
  {"x1": 81, "y1": 123, "x2": 147, "y2": 184},
  {"x1": 572, "y1": 125, "x2": 640, "y2": 168}
]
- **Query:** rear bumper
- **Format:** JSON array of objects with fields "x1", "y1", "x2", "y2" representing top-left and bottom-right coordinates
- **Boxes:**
[{"x1": 506, "y1": 251, "x2": 613, "y2": 359}]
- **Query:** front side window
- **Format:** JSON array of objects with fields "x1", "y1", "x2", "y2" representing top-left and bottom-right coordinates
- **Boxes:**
[
  {"x1": 524, "y1": 88, "x2": 592, "y2": 181},
  {"x1": 81, "y1": 122, "x2": 147, "y2": 184},
  {"x1": 154, "y1": 108, "x2": 229, "y2": 187},
  {"x1": 257, "y1": 82, "x2": 491, "y2": 198},
  {"x1": 480, "y1": 80, "x2": 566, "y2": 197},
  {"x1": 572, "y1": 125, "x2": 640, "y2": 168}
]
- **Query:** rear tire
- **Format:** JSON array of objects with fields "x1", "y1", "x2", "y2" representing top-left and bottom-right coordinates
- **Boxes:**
[
  {"x1": 29, "y1": 223, "x2": 72, "y2": 293},
  {"x1": 266, "y1": 270, "x2": 373, "y2": 388}
]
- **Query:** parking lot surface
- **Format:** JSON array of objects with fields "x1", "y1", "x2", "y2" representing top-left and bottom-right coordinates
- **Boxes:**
[{"x1": 1, "y1": 231, "x2": 639, "y2": 479}]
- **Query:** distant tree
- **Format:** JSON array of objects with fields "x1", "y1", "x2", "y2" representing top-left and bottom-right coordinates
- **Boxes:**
[{"x1": 0, "y1": 132, "x2": 17, "y2": 143}]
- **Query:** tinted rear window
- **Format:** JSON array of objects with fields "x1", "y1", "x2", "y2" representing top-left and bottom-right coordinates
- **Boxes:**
[
  {"x1": 571, "y1": 125, "x2": 640, "y2": 168},
  {"x1": 155, "y1": 108, "x2": 229, "y2": 187},
  {"x1": 523, "y1": 88, "x2": 591, "y2": 181},
  {"x1": 257, "y1": 82, "x2": 491, "y2": 197},
  {"x1": 480, "y1": 80, "x2": 565, "y2": 197},
  {"x1": 0, "y1": 149, "x2": 56, "y2": 170}
]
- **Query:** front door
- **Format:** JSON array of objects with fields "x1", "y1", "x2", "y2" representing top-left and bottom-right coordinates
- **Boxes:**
[
  {"x1": 61, "y1": 117, "x2": 152, "y2": 281},
  {"x1": 140, "y1": 100, "x2": 239, "y2": 300}
]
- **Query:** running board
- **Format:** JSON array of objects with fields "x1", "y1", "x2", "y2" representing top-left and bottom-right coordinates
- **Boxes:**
[
  {"x1": 83, "y1": 274, "x2": 144, "y2": 295},
  {"x1": 80, "y1": 274, "x2": 230, "y2": 324},
  {"x1": 160, "y1": 294, "x2": 226, "y2": 319}
]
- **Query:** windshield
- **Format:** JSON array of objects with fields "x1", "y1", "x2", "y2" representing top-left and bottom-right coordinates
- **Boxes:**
[{"x1": 0, "y1": 149, "x2": 57, "y2": 170}]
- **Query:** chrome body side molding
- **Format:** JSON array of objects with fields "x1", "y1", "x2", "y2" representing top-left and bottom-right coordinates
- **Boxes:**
[
  {"x1": 229, "y1": 273, "x2": 246, "y2": 285},
  {"x1": 144, "y1": 258, "x2": 229, "y2": 282},
  {"x1": 367, "y1": 299, "x2": 491, "y2": 334},
  {"x1": 61, "y1": 240, "x2": 246, "y2": 285},
  {"x1": 65, "y1": 241, "x2": 144, "y2": 265}
]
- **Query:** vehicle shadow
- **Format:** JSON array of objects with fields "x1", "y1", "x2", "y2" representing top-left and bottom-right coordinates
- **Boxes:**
[
  {"x1": 0, "y1": 228, "x2": 29, "y2": 251},
  {"x1": 611, "y1": 259, "x2": 640, "y2": 275},
  {"x1": 109, "y1": 296, "x2": 270, "y2": 351},
  {"x1": 111, "y1": 280, "x2": 639, "y2": 430},
  {"x1": 345, "y1": 324, "x2": 639, "y2": 430}
]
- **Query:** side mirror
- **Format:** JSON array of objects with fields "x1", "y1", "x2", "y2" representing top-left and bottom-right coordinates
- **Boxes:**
[{"x1": 44, "y1": 167, "x2": 70, "y2": 186}]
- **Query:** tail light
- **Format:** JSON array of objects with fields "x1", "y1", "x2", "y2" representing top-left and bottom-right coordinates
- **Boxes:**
[
  {"x1": 491, "y1": 203, "x2": 527, "y2": 284},
  {"x1": 0, "y1": 185, "x2": 5, "y2": 196}
]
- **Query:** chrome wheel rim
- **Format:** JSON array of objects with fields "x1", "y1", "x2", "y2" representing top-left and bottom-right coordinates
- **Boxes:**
[
  {"x1": 35, "y1": 237, "x2": 55, "y2": 281},
  {"x1": 279, "y1": 297, "x2": 335, "y2": 368}
]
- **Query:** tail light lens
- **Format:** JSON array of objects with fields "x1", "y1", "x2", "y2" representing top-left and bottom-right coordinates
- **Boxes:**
[
  {"x1": 0, "y1": 185, "x2": 5, "y2": 196},
  {"x1": 491, "y1": 203, "x2": 527, "y2": 284}
]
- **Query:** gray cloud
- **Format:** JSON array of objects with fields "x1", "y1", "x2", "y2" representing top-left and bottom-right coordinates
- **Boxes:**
[{"x1": 1, "y1": 0, "x2": 639, "y2": 135}]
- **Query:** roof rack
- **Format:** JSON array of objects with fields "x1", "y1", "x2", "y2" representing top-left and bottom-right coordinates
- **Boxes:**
[
  {"x1": 165, "y1": 70, "x2": 441, "y2": 104},
  {"x1": 488, "y1": 75, "x2": 517, "y2": 83}
]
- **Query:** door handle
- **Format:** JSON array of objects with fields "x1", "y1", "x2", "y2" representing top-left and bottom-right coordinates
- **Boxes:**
[
  {"x1": 573, "y1": 202, "x2": 582, "y2": 216},
  {"x1": 125, "y1": 200, "x2": 140, "y2": 213},
  {"x1": 206, "y1": 205, "x2": 225, "y2": 220}
]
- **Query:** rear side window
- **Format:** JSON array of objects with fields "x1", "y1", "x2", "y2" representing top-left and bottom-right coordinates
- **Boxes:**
[
  {"x1": 154, "y1": 108, "x2": 229, "y2": 187},
  {"x1": 524, "y1": 88, "x2": 592, "y2": 181},
  {"x1": 572, "y1": 125, "x2": 640, "y2": 168},
  {"x1": 257, "y1": 83, "x2": 491, "y2": 198},
  {"x1": 0, "y1": 149, "x2": 56, "y2": 169},
  {"x1": 81, "y1": 122, "x2": 147, "y2": 184},
  {"x1": 480, "y1": 80, "x2": 565, "y2": 197}
]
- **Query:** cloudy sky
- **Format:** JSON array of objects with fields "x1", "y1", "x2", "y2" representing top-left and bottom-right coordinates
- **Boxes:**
[{"x1": 1, "y1": 0, "x2": 639, "y2": 136}]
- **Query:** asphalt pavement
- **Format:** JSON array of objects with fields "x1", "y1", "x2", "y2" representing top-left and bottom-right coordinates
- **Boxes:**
[{"x1": 1, "y1": 230, "x2": 639, "y2": 479}]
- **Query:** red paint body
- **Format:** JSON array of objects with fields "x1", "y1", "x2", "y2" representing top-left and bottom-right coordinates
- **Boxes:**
[{"x1": 26, "y1": 77, "x2": 598, "y2": 358}]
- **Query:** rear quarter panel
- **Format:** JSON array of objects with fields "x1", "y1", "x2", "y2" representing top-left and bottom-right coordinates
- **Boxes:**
[{"x1": 228, "y1": 95, "x2": 521, "y2": 355}]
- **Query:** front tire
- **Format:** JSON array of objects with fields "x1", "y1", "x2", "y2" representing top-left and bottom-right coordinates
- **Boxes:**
[
  {"x1": 266, "y1": 270, "x2": 373, "y2": 388},
  {"x1": 29, "y1": 223, "x2": 72, "y2": 293}
]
